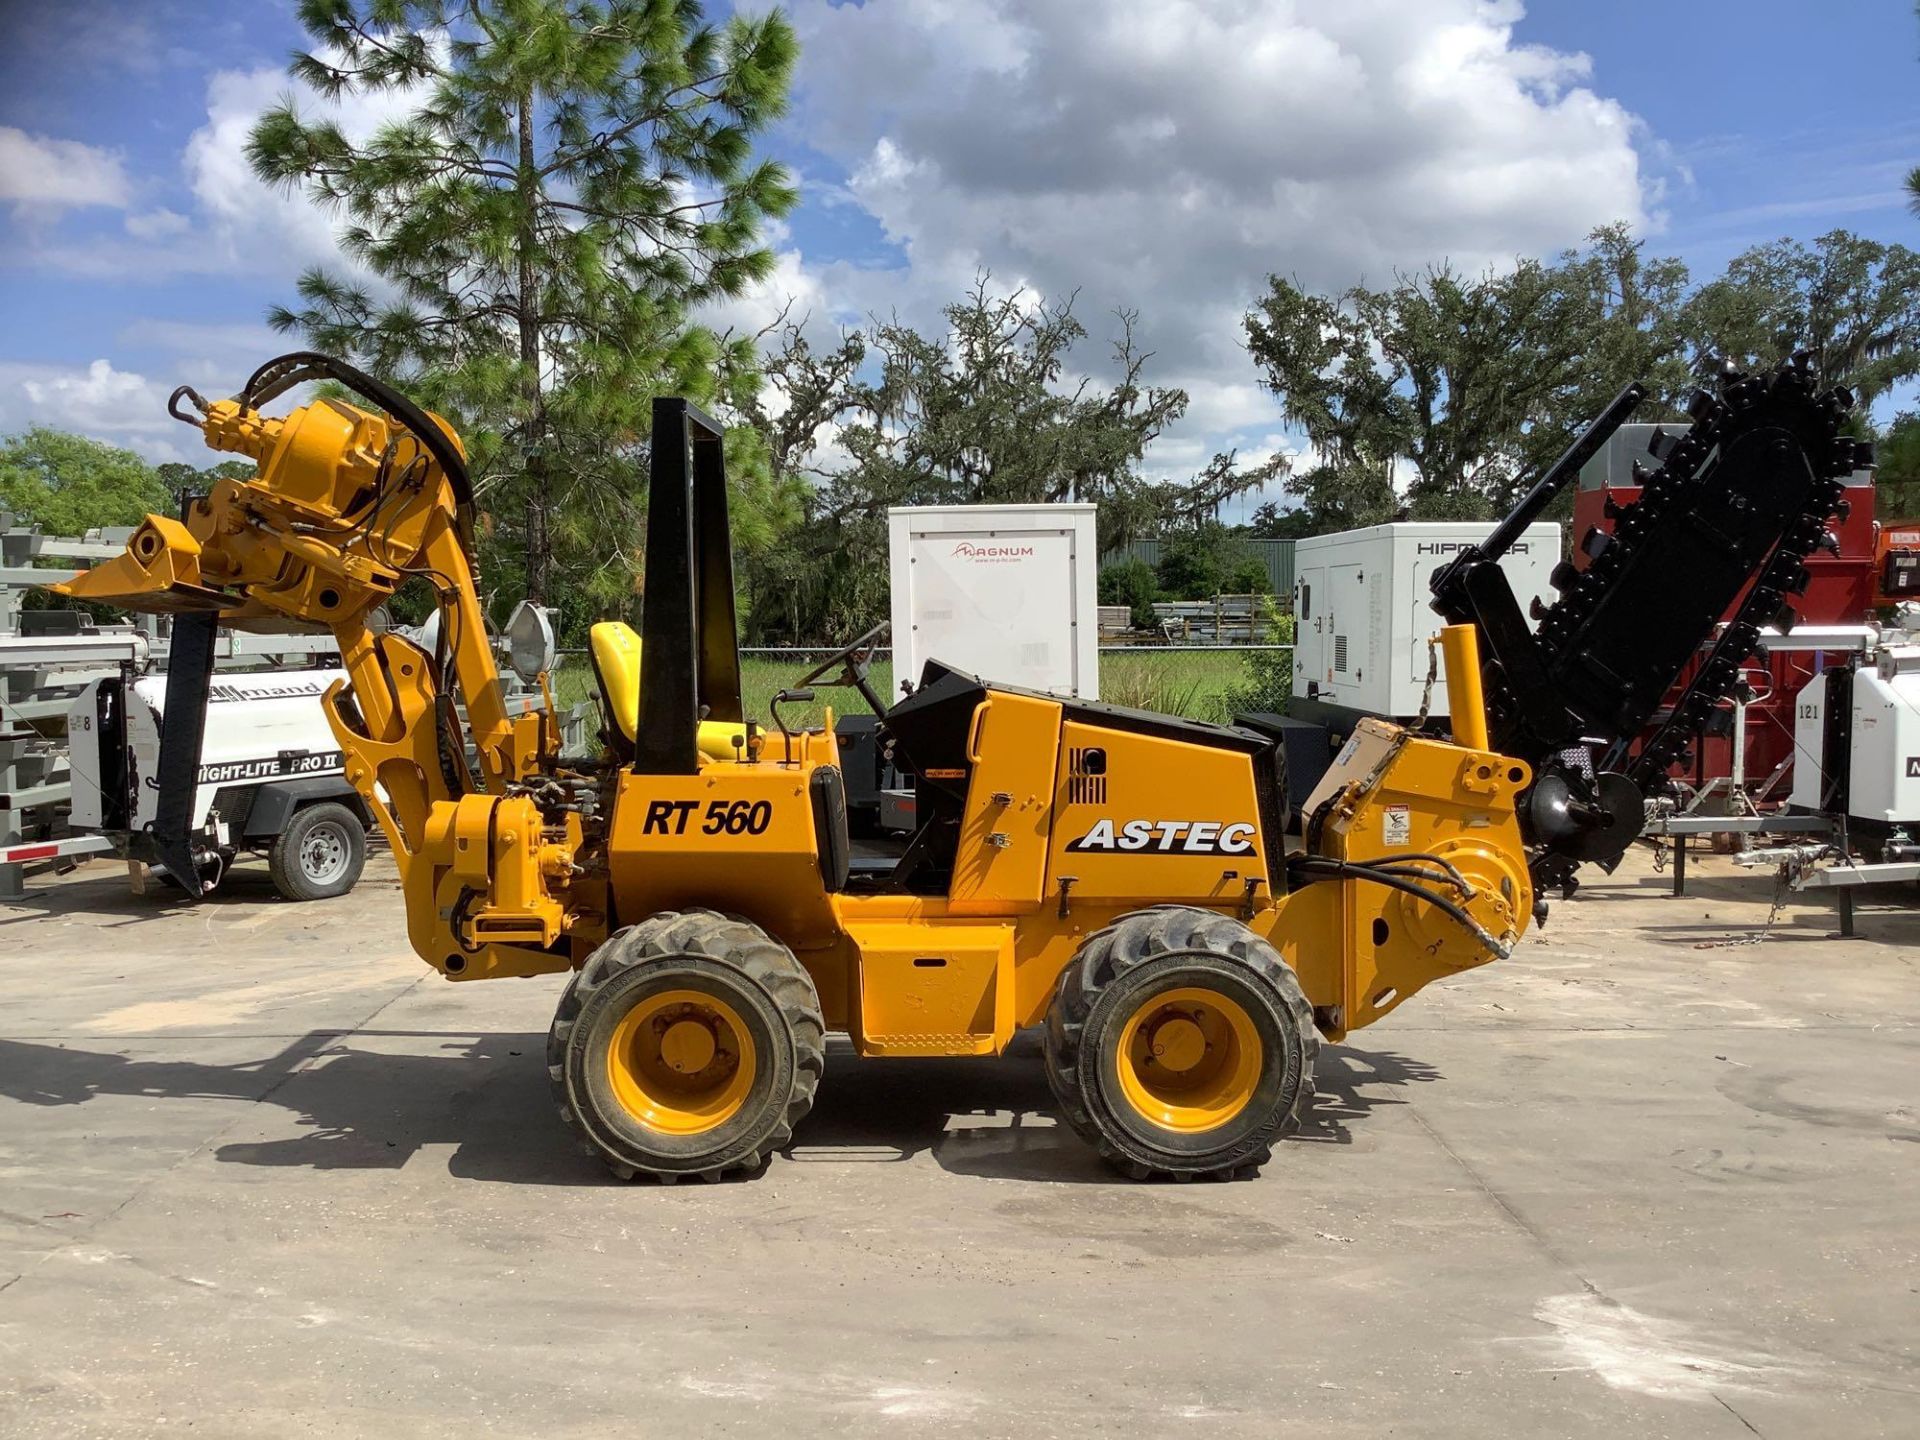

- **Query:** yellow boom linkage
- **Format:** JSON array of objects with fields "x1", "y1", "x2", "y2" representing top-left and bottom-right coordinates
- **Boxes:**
[{"x1": 55, "y1": 367, "x2": 592, "y2": 981}]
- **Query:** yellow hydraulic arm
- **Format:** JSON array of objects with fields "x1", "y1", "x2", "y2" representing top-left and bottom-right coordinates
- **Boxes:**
[{"x1": 53, "y1": 353, "x2": 585, "y2": 978}]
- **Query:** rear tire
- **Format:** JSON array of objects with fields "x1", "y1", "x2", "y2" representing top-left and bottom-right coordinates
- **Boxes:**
[
  {"x1": 267, "y1": 801, "x2": 366, "y2": 901},
  {"x1": 548, "y1": 910, "x2": 825, "y2": 1182},
  {"x1": 1044, "y1": 905, "x2": 1317, "y2": 1180}
]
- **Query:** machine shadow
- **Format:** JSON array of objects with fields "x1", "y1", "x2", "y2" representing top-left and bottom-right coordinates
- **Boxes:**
[
  {"x1": 0, "y1": 1031, "x2": 602, "y2": 1186},
  {"x1": 0, "y1": 1030, "x2": 1439, "y2": 1187},
  {"x1": 788, "y1": 1034, "x2": 1441, "y2": 1182},
  {"x1": 0, "y1": 860, "x2": 394, "y2": 928},
  {"x1": 0, "y1": 868, "x2": 199, "y2": 927}
]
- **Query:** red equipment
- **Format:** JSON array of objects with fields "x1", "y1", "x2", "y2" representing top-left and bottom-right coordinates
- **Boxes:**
[{"x1": 1573, "y1": 443, "x2": 1875, "y2": 797}]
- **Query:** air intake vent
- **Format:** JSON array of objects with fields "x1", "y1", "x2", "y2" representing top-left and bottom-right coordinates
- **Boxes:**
[
  {"x1": 1334, "y1": 634, "x2": 1348, "y2": 673},
  {"x1": 1067, "y1": 746, "x2": 1108, "y2": 804}
]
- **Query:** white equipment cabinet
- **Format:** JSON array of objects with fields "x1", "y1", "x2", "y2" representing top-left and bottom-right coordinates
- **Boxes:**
[
  {"x1": 888, "y1": 504, "x2": 1099, "y2": 698},
  {"x1": 1291, "y1": 522, "x2": 1560, "y2": 722},
  {"x1": 1789, "y1": 644, "x2": 1920, "y2": 827}
]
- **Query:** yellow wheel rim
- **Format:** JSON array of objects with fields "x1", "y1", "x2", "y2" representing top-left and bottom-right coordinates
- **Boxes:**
[
  {"x1": 605, "y1": 989, "x2": 757, "y2": 1136},
  {"x1": 1114, "y1": 986, "x2": 1262, "y2": 1134}
]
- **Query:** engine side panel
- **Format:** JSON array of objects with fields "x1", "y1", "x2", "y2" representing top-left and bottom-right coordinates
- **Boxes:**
[
  {"x1": 946, "y1": 690, "x2": 1061, "y2": 914},
  {"x1": 1046, "y1": 719, "x2": 1274, "y2": 912}
]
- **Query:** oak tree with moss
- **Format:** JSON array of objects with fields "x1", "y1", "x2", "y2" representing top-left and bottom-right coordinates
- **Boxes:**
[{"x1": 739, "y1": 280, "x2": 1284, "y2": 643}]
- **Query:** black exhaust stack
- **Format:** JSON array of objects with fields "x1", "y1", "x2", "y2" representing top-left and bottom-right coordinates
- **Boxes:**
[{"x1": 632, "y1": 398, "x2": 746, "y2": 776}]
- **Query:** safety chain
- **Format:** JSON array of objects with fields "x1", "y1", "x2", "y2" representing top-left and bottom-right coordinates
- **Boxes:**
[{"x1": 1694, "y1": 859, "x2": 1797, "y2": 950}]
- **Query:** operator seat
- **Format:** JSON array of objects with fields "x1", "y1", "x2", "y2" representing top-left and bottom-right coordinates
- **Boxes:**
[
  {"x1": 588, "y1": 622, "x2": 643, "y2": 760},
  {"x1": 586, "y1": 620, "x2": 850, "y2": 890},
  {"x1": 586, "y1": 622, "x2": 747, "y2": 762}
]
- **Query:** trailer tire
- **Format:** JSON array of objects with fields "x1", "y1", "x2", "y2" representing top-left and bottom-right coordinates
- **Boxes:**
[
  {"x1": 268, "y1": 801, "x2": 366, "y2": 901},
  {"x1": 1044, "y1": 905, "x2": 1317, "y2": 1180}
]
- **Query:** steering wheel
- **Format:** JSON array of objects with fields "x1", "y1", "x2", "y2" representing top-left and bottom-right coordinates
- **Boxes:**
[{"x1": 796, "y1": 622, "x2": 890, "y2": 718}]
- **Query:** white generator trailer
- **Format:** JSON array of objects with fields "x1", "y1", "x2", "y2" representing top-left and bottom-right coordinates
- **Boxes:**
[
  {"x1": 1249, "y1": 521, "x2": 1559, "y2": 815},
  {"x1": 838, "y1": 504, "x2": 1101, "y2": 838},
  {"x1": 1290, "y1": 521, "x2": 1561, "y2": 729},
  {"x1": 66, "y1": 666, "x2": 370, "y2": 899}
]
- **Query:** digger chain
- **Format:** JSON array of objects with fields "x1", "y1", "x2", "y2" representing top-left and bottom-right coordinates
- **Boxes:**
[
  {"x1": 1528, "y1": 358, "x2": 1858, "y2": 726},
  {"x1": 1510, "y1": 355, "x2": 1867, "y2": 896}
]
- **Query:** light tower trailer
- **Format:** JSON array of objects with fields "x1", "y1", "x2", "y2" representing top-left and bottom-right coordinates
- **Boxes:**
[
  {"x1": 65, "y1": 665, "x2": 372, "y2": 899},
  {"x1": 1697, "y1": 634, "x2": 1920, "y2": 935}
]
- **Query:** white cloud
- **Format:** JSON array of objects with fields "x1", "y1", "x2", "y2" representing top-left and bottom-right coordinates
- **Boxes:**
[
  {"x1": 124, "y1": 208, "x2": 192, "y2": 240},
  {"x1": 781, "y1": 0, "x2": 1653, "y2": 468},
  {"x1": 0, "y1": 127, "x2": 130, "y2": 210},
  {"x1": 179, "y1": 64, "x2": 351, "y2": 273},
  {"x1": 20, "y1": 360, "x2": 169, "y2": 428},
  {"x1": 185, "y1": 47, "x2": 441, "y2": 276},
  {"x1": 0, "y1": 359, "x2": 192, "y2": 462},
  {"x1": 32, "y1": 55, "x2": 430, "y2": 283},
  {"x1": 5, "y1": 53, "x2": 434, "y2": 449},
  {"x1": 704, "y1": 244, "x2": 837, "y2": 343}
]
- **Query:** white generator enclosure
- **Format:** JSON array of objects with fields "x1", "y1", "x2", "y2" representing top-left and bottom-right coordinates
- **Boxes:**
[
  {"x1": 1789, "y1": 647, "x2": 1920, "y2": 825},
  {"x1": 1292, "y1": 522, "x2": 1561, "y2": 720},
  {"x1": 888, "y1": 504, "x2": 1099, "y2": 698}
]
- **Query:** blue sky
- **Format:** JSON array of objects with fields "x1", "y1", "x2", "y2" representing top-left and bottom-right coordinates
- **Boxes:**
[
  {"x1": 1, "y1": 0, "x2": 1915, "y2": 498},
  {"x1": 1522, "y1": 0, "x2": 1920, "y2": 274}
]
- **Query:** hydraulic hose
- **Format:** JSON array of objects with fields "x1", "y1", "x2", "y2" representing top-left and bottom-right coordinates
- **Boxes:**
[
  {"x1": 1354, "y1": 851, "x2": 1475, "y2": 894},
  {"x1": 1289, "y1": 855, "x2": 1512, "y2": 960}
]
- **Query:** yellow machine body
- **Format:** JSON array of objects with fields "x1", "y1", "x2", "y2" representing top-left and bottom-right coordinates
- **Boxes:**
[
  {"x1": 583, "y1": 692, "x2": 1529, "y2": 1057},
  {"x1": 54, "y1": 387, "x2": 1534, "y2": 1056},
  {"x1": 49, "y1": 353, "x2": 1855, "y2": 1182}
]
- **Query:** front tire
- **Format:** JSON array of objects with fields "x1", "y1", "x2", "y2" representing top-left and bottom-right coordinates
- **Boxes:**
[
  {"x1": 1044, "y1": 906, "x2": 1318, "y2": 1180},
  {"x1": 268, "y1": 801, "x2": 366, "y2": 901},
  {"x1": 548, "y1": 910, "x2": 825, "y2": 1182}
]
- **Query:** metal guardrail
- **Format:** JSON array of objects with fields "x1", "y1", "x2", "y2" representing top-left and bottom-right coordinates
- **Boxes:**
[
  {"x1": 1100, "y1": 644, "x2": 1294, "y2": 654},
  {"x1": 0, "y1": 632, "x2": 150, "y2": 667}
]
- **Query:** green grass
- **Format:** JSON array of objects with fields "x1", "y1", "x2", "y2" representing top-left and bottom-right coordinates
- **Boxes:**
[
  {"x1": 551, "y1": 647, "x2": 1284, "y2": 730},
  {"x1": 1097, "y1": 650, "x2": 1252, "y2": 722}
]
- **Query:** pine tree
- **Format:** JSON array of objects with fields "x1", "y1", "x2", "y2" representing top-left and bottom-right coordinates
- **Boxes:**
[{"x1": 248, "y1": 0, "x2": 802, "y2": 633}]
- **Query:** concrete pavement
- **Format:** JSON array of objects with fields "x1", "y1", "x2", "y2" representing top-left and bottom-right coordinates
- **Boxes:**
[{"x1": 0, "y1": 847, "x2": 1915, "y2": 1437}]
